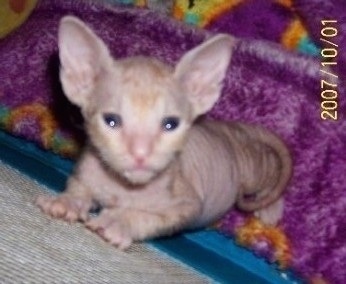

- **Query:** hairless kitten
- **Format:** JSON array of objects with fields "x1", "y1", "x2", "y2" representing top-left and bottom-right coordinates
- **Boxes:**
[{"x1": 37, "y1": 16, "x2": 292, "y2": 250}]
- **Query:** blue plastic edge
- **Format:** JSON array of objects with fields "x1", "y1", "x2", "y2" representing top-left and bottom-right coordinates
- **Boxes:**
[{"x1": 0, "y1": 130, "x2": 304, "y2": 284}]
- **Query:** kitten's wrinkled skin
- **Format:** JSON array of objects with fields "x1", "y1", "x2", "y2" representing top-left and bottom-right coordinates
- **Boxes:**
[{"x1": 36, "y1": 16, "x2": 292, "y2": 250}]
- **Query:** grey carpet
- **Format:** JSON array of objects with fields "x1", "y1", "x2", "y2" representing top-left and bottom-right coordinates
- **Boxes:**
[{"x1": 0, "y1": 160, "x2": 211, "y2": 284}]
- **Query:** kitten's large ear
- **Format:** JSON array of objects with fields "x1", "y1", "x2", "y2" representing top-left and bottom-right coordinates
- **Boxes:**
[
  {"x1": 174, "y1": 35, "x2": 235, "y2": 117},
  {"x1": 58, "y1": 16, "x2": 112, "y2": 108}
]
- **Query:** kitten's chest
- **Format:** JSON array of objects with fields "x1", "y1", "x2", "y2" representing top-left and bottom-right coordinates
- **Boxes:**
[{"x1": 77, "y1": 149, "x2": 174, "y2": 210}]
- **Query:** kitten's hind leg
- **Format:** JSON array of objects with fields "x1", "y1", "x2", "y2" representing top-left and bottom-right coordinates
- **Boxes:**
[{"x1": 254, "y1": 197, "x2": 284, "y2": 226}]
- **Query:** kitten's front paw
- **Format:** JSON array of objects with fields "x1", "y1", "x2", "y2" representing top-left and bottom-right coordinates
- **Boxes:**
[
  {"x1": 85, "y1": 210, "x2": 132, "y2": 250},
  {"x1": 36, "y1": 194, "x2": 92, "y2": 222}
]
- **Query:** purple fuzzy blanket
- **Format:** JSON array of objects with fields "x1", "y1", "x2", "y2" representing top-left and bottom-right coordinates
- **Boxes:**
[{"x1": 0, "y1": 1, "x2": 345, "y2": 283}]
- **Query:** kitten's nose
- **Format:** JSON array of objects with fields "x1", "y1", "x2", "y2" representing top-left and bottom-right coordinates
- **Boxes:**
[
  {"x1": 128, "y1": 137, "x2": 153, "y2": 166},
  {"x1": 134, "y1": 156, "x2": 145, "y2": 167},
  {"x1": 132, "y1": 149, "x2": 147, "y2": 166}
]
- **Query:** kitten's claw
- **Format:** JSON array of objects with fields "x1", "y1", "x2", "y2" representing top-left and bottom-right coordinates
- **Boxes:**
[
  {"x1": 85, "y1": 211, "x2": 132, "y2": 250},
  {"x1": 36, "y1": 195, "x2": 91, "y2": 222}
]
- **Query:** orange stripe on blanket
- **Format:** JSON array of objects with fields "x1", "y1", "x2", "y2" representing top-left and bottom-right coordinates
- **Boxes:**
[
  {"x1": 173, "y1": 0, "x2": 243, "y2": 27},
  {"x1": 235, "y1": 217, "x2": 292, "y2": 269},
  {"x1": 7, "y1": 103, "x2": 57, "y2": 148},
  {"x1": 5, "y1": 103, "x2": 81, "y2": 157},
  {"x1": 281, "y1": 18, "x2": 307, "y2": 50}
]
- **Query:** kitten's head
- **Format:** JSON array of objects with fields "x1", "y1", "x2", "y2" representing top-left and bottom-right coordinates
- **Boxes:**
[{"x1": 58, "y1": 16, "x2": 234, "y2": 184}]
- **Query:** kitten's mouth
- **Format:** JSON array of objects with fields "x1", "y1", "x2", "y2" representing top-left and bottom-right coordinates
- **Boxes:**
[
  {"x1": 122, "y1": 168, "x2": 157, "y2": 185},
  {"x1": 120, "y1": 156, "x2": 173, "y2": 185}
]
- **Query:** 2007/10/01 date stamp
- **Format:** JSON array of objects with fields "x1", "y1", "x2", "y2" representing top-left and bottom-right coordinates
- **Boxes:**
[{"x1": 320, "y1": 20, "x2": 338, "y2": 121}]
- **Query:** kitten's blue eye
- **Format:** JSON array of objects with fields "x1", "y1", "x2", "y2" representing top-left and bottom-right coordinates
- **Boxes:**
[
  {"x1": 103, "y1": 113, "x2": 122, "y2": 128},
  {"x1": 162, "y1": 117, "x2": 180, "y2": 131}
]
